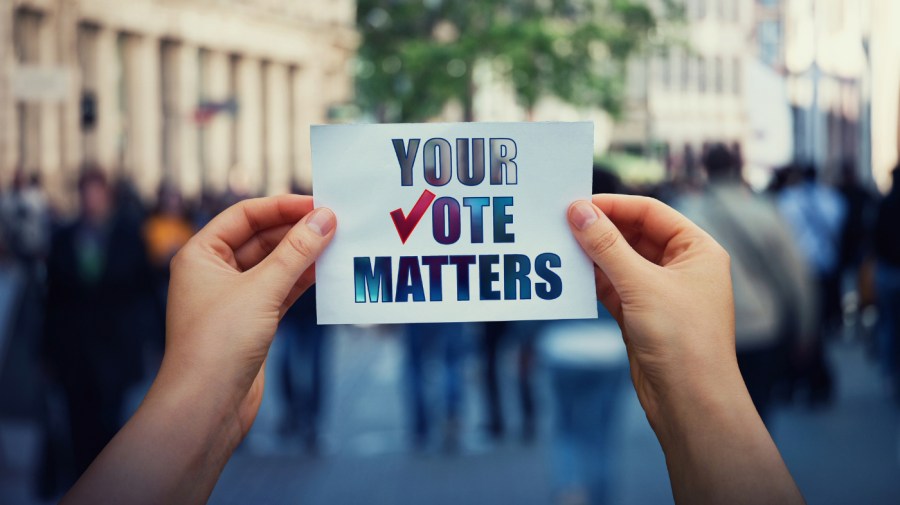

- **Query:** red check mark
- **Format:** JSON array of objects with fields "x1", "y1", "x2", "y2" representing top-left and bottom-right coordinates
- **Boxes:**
[{"x1": 390, "y1": 189, "x2": 436, "y2": 244}]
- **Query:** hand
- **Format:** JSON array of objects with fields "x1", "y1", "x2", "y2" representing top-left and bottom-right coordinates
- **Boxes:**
[
  {"x1": 568, "y1": 195, "x2": 803, "y2": 505},
  {"x1": 62, "y1": 195, "x2": 337, "y2": 505},
  {"x1": 162, "y1": 195, "x2": 336, "y2": 436},
  {"x1": 568, "y1": 194, "x2": 736, "y2": 427}
]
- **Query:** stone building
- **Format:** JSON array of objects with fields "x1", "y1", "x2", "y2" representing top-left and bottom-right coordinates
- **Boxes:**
[{"x1": 0, "y1": 0, "x2": 357, "y2": 206}]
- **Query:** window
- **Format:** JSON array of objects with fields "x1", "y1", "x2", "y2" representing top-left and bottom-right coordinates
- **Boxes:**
[
  {"x1": 661, "y1": 53, "x2": 672, "y2": 89},
  {"x1": 697, "y1": 57, "x2": 707, "y2": 93},
  {"x1": 732, "y1": 57, "x2": 742, "y2": 95},
  {"x1": 714, "y1": 57, "x2": 724, "y2": 94}
]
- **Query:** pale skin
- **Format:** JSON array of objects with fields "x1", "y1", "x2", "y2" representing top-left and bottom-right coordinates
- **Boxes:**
[{"x1": 62, "y1": 194, "x2": 804, "y2": 505}]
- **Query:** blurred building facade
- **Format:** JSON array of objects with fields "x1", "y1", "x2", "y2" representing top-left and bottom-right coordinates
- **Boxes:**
[
  {"x1": 784, "y1": 0, "x2": 867, "y2": 182},
  {"x1": 612, "y1": 0, "x2": 900, "y2": 190},
  {"x1": 612, "y1": 0, "x2": 755, "y2": 182},
  {"x1": 865, "y1": 0, "x2": 900, "y2": 192},
  {"x1": 0, "y1": 0, "x2": 357, "y2": 207}
]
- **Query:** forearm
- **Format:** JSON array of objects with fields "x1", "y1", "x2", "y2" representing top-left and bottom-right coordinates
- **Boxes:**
[
  {"x1": 61, "y1": 364, "x2": 243, "y2": 505},
  {"x1": 653, "y1": 366, "x2": 804, "y2": 505}
]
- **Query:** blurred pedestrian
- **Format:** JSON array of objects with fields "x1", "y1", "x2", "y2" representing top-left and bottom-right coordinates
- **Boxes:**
[
  {"x1": 0, "y1": 170, "x2": 51, "y2": 407},
  {"x1": 0, "y1": 170, "x2": 51, "y2": 267},
  {"x1": 542, "y1": 316, "x2": 627, "y2": 505},
  {"x1": 678, "y1": 145, "x2": 818, "y2": 421},
  {"x1": 192, "y1": 189, "x2": 224, "y2": 230},
  {"x1": 778, "y1": 164, "x2": 846, "y2": 335},
  {"x1": 776, "y1": 164, "x2": 845, "y2": 404},
  {"x1": 278, "y1": 287, "x2": 328, "y2": 454},
  {"x1": 142, "y1": 183, "x2": 194, "y2": 357},
  {"x1": 404, "y1": 323, "x2": 467, "y2": 451},
  {"x1": 41, "y1": 168, "x2": 156, "y2": 483},
  {"x1": 836, "y1": 161, "x2": 879, "y2": 339},
  {"x1": 0, "y1": 171, "x2": 54, "y2": 498},
  {"x1": 0, "y1": 171, "x2": 51, "y2": 346},
  {"x1": 144, "y1": 183, "x2": 193, "y2": 272},
  {"x1": 837, "y1": 161, "x2": 878, "y2": 273},
  {"x1": 874, "y1": 165, "x2": 900, "y2": 401},
  {"x1": 113, "y1": 177, "x2": 147, "y2": 227},
  {"x1": 480, "y1": 321, "x2": 537, "y2": 442}
]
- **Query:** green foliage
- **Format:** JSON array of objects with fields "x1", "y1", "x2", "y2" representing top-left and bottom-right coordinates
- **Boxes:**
[{"x1": 355, "y1": 0, "x2": 681, "y2": 122}]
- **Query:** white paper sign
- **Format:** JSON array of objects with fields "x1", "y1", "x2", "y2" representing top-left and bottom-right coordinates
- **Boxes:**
[{"x1": 311, "y1": 121, "x2": 598, "y2": 325}]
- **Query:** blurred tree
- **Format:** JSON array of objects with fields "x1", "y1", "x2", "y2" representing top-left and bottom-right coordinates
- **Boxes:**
[{"x1": 355, "y1": 0, "x2": 682, "y2": 122}]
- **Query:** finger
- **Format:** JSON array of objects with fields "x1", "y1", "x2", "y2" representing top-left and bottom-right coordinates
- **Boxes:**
[
  {"x1": 568, "y1": 200, "x2": 647, "y2": 287},
  {"x1": 594, "y1": 194, "x2": 715, "y2": 267},
  {"x1": 594, "y1": 266, "x2": 623, "y2": 324},
  {"x1": 251, "y1": 207, "x2": 336, "y2": 302},
  {"x1": 621, "y1": 227, "x2": 666, "y2": 266},
  {"x1": 592, "y1": 194, "x2": 700, "y2": 252},
  {"x1": 196, "y1": 195, "x2": 315, "y2": 254},
  {"x1": 279, "y1": 265, "x2": 317, "y2": 318},
  {"x1": 233, "y1": 224, "x2": 293, "y2": 271}
]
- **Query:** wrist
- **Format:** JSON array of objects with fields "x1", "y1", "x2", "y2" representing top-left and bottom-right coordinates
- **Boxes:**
[
  {"x1": 647, "y1": 355, "x2": 752, "y2": 448},
  {"x1": 149, "y1": 358, "x2": 245, "y2": 456}
]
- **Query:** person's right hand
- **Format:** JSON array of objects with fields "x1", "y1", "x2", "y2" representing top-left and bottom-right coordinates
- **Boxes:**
[
  {"x1": 568, "y1": 194, "x2": 805, "y2": 505},
  {"x1": 567, "y1": 195, "x2": 738, "y2": 431}
]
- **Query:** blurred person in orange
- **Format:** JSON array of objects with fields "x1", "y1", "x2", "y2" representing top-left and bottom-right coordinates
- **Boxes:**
[
  {"x1": 143, "y1": 183, "x2": 195, "y2": 271},
  {"x1": 142, "y1": 183, "x2": 195, "y2": 357}
]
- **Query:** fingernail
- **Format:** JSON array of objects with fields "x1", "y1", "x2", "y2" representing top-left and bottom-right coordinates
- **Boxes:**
[
  {"x1": 306, "y1": 208, "x2": 336, "y2": 236},
  {"x1": 570, "y1": 201, "x2": 599, "y2": 231}
]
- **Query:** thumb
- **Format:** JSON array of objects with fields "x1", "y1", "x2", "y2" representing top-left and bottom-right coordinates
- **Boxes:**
[
  {"x1": 568, "y1": 200, "x2": 645, "y2": 287},
  {"x1": 254, "y1": 207, "x2": 336, "y2": 300}
]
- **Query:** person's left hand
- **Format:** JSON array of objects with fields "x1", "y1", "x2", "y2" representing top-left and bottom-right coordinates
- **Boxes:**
[{"x1": 159, "y1": 195, "x2": 335, "y2": 437}]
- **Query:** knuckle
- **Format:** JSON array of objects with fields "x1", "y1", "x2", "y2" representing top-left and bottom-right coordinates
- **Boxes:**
[
  {"x1": 709, "y1": 243, "x2": 731, "y2": 270},
  {"x1": 285, "y1": 232, "x2": 316, "y2": 262},
  {"x1": 169, "y1": 244, "x2": 190, "y2": 273},
  {"x1": 588, "y1": 228, "x2": 620, "y2": 259},
  {"x1": 713, "y1": 242, "x2": 730, "y2": 262}
]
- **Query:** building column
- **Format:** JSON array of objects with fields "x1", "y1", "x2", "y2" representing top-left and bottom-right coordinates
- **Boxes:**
[
  {"x1": 0, "y1": 1, "x2": 15, "y2": 183},
  {"x1": 235, "y1": 56, "x2": 264, "y2": 194},
  {"x1": 12, "y1": 11, "x2": 44, "y2": 176},
  {"x1": 174, "y1": 42, "x2": 201, "y2": 199},
  {"x1": 94, "y1": 27, "x2": 121, "y2": 173},
  {"x1": 124, "y1": 34, "x2": 162, "y2": 199},
  {"x1": 57, "y1": 0, "x2": 80, "y2": 185},
  {"x1": 37, "y1": 8, "x2": 61, "y2": 181},
  {"x1": 201, "y1": 50, "x2": 232, "y2": 193},
  {"x1": 161, "y1": 41, "x2": 203, "y2": 197},
  {"x1": 264, "y1": 62, "x2": 289, "y2": 195},
  {"x1": 291, "y1": 64, "x2": 323, "y2": 188}
]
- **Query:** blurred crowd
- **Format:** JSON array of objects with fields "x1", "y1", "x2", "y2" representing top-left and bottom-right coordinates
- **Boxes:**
[{"x1": 0, "y1": 150, "x2": 899, "y2": 504}]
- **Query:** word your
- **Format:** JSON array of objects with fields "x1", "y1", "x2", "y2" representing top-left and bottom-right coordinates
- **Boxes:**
[{"x1": 393, "y1": 138, "x2": 518, "y2": 187}]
